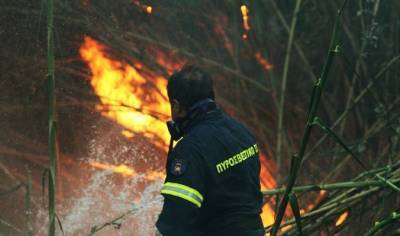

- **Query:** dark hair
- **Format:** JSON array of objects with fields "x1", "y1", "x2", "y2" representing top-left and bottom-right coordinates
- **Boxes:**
[{"x1": 167, "y1": 65, "x2": 215, "y2": 109}]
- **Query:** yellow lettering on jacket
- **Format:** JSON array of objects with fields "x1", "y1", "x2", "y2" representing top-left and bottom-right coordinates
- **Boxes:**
[{"x1": 215, "y1": 144, "x2": 259, "y2": 174}]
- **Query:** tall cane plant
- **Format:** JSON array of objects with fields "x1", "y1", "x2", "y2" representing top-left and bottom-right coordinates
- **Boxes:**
[
  {"x1": 47, "y1": 0, "x2": 57, "y2": 235},
  {"x1": 271, "y1": 0, "x2": 400, "y2": 234}
]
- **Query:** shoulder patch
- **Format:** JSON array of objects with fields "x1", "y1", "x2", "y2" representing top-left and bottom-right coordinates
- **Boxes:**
[{"x1": 169, "y1": 158, "x2": 188, "y2": 176}]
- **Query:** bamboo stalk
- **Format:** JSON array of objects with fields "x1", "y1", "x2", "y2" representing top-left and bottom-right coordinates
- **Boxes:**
[
  {"x1": 336, "y1": 0, "x2": 381, "y2": 144},
  {"x1": 295, "y1": 169, "x2": 400, "y2": 235},
  {"x1": 0, "y1": 218, "x2": 23, "y2": 234},
  {"x1": 271, "y1": 2, "x2": 348, "y2": 235},
  {"x1": 276, "y1": 0, "x2": 302, "y2": 187},
  {"x1": 266, "y1": 175, "x2": 398, "y2": 234},
  {"x1": 0, "y1": 161, "x2": 18, "y2": 183},
  {"x1": 312, "y1": 117, "x2": 400, "y2": 192},
  {"x1": 308, "y1": 168, "x2": 400, "y2": 217},
  {"x1": 318, "y1": 97, "x2": 400, "y2": 184},
  {"x1": 289, "y1": 193, "x2": 303, "y2": 235},
  {"x1": 364, "y1": 211, "x2": 400, "y2": 236},
  {"x1": 265, "y1": 171, "x2": 400, "y2": 233},
  {"x1": 303, "y1": 178, "x2": 397, "y2": 220},
  {"x1": 270, "y1": 0, "x2": 317, "y2": 81},
  {"x1": 0, "y1": 183, "x2": 24, "y2": 196},
  {"x1": 25, "y1": 167, "x2": 33, "y2": 236},
  {"x1": 302, "y1": 55, "x2": 400, "y2": 162},
  {"x1": 47, "y1": 0, "x2": 57, "y2": 234},
  {"x1": 263, "y1": 178, "x2": 400, "y2": 195}
]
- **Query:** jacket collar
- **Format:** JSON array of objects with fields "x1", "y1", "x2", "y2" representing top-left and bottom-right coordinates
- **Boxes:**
[{"x1": 184, "y1": 108, "x2": 222, "y2": 135}]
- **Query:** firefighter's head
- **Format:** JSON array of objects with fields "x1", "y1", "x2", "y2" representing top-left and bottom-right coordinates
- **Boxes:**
[{"x1": 167, "y1": 65, "x2": 215, "y2": 120}]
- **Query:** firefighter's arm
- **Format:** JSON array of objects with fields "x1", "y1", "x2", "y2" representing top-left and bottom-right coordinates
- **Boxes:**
[{"x1": 156, "y1": 140, "x2": 205, "y2": 236}]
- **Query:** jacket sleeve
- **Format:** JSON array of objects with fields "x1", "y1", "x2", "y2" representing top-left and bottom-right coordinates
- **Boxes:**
[{"x1": 156, "y1": 139, "x2": 206, "y2": 236}]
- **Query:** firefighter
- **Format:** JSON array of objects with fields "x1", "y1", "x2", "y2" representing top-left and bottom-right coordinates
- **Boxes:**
[{"x1": 156, "y1": 65, "x2": 265, "y2": 236}]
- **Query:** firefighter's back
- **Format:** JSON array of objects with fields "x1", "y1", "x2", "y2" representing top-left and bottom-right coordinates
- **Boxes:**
[{"x1": 186, "y1": 110, "x2": 264, "y2": 235}]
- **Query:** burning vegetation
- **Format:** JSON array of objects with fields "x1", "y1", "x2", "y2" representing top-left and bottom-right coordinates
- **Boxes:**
[
  {"x1": 1, "y1": 0, "x2": 400, "y2": 235},
  {"x1": 79, "y1": 36, "x2": 172, "y2": 150}
]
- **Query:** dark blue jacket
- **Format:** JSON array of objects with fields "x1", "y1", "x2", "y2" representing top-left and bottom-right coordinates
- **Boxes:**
[{"x1": 156, "y1": 109, "x2": 263, "y2": 236}]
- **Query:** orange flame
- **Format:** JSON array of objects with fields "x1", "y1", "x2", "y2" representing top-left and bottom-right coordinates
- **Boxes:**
[
  {"x1": 146, "y1": 6, "x2": 152, "y2": 14},
  {"x1": 305, "y1": 190, "x2": 327, "y2": 212},
  {"x1": 255, "y1": 52, "x2": 274, "y2": 71},
  {"x1": 213, "y1": 16, "x2": 233, "y2": 55},
  {"x1": 240, "y1": 5, "x2": 250, "y2": 31},
  {"x1": 152, "y1": 50, "x2": 185, "y2": 74},
  {"x1": 261, "y1": 204, "x2": 275, "y2": 229},
  {"x1": 89, "y1": 160, "x2": 165, "y2": 181},
  {"x1": 259, "y1": 152, "x2": 276, "y2": 227},
  {"x1": 259, "y1": 152, "x2": 276, "y2": 190},
  {"x1": 240, "y1": 5, "x2": 250, "y2": 39},
  {"x1": 79, "y1": 36, "x2": 171, "y2": 150},
  {"x1": 89, "y1": 160, "x2": 136, "y2": 177},
  {"x1": 335, "y1": 211, "x2": 349, "y2": 226}
]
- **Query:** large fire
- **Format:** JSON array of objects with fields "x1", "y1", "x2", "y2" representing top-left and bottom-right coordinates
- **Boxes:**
[
  {"x1": 80, "y1": 36, "x2": 171, "y2": 150},
  {"x1": 79, "y1": 36, "x2": 276, "y2": 227}
]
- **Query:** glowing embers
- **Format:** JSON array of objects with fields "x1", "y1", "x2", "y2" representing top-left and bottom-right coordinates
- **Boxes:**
[
  {"x1": 79, "y1": 36, "x2": 171, "y2": 150},
  {"x1": 240, "y1": 5, "x2": 250, "y2": 39},
  {"x1": 255, "y1": 52, "x2": 274, "y2": 71},
  {"x1": 146, "y1": 6, "x2": 152, "y2": 14},
  {"x1": 335, "y1": 211, "x2": 349, "y2": 227}
]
